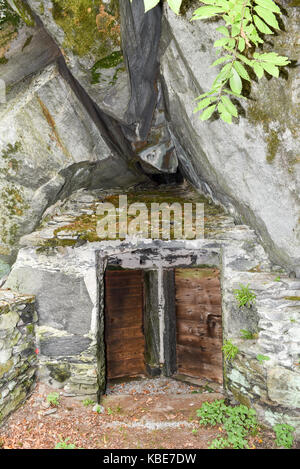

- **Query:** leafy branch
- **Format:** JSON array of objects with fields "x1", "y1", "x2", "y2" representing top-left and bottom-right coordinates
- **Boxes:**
[
  {"x1": 191, "y1": 0, "x2": 290, "y2": 122},
  {"x1": 141, "y1": 0, "x2": 290, "y2": 123}
]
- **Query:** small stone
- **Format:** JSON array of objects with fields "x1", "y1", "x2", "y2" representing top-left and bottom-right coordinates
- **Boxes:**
[
  {"x1": 0, "y1": 349, "x2": 12, "y2": 364},
  {"x1": 43, "y1": 408, "x2": 57, "y2": 416},
  {"x1": 41, "y1": 401, "x2": 51, "y2": 409}
]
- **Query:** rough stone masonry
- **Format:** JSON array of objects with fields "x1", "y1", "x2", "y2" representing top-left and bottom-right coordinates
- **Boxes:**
[{"x1": 0, "y1": 290, "x2": 37, "y2": 424}]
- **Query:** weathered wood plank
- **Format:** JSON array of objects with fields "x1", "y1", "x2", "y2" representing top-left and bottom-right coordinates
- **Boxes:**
[
  {"x1": 107, "y1": 358, "x2": 146, "y2": 379},
  {"x1": 176, "y1": 304, "x2": 221, "y2": 320},
  {"x1": 175, "y1": 268, "x2": 223, "y2": 384},
  {"x1": 105, "y1": 269, "x2": 145, "y2": 379}
]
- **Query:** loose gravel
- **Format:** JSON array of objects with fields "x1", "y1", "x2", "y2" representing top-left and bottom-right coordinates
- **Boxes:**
[{"x1": 106, "y1": 377, "x2": 217, "y2": 396}]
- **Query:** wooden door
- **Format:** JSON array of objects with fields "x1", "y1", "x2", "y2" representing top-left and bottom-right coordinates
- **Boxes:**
[
  {"x1": 175, "y1": 268, "x2": 223, "y2": 383},
  {"x1": 105, "y1": 269, "x2": 146, "y2": 380}
]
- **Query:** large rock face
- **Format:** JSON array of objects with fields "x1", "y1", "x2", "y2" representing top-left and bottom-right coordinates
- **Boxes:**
[
  {"x1": 160, "y1": 2, "x2": 300, "y2": 274},
  {"x1": 26, "y1": 0, "x2": 130, "y2": 123},
  {"x1": 0, "y1": 7, "x2": 145, "y2": 274}
]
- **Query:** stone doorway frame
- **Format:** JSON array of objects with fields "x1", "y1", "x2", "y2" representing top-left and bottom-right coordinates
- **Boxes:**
[{"x1": 96, "y1": 239, "x2": 225, "y2": 396}]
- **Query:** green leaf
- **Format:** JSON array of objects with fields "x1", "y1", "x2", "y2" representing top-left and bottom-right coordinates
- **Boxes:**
[
  {"x1": 253, "y1": 15, "x2": 273, "y2": 34},
  {"x1": 194, "y1": 90, "x2": 218, "y2": 100},
  {"x1": 252, "y1": 62, "x2": 264, "y2": 78},
  {"x1": 216, "y1": 26, "x2": 230, "y2": 37},
  {"x1": 231, "y1": 24, "x2": 240, "y2": 37},
  {"x1": 256, "y1": 354, "x2": 271, "y2": 363},
  {"x1": 211, "y1": 55, "x2": 233, "y2": 66},
  {"x1": 212, "y1": 63, "x2": 232, "y2": 87},
  {"x1": 226, "y1": 38, "x2": 236, "y2": 49},
  {"x1": 224, "y1": 88, "x2": 245, "y2": 99},
  {"x1": 254, "y1": 0, "x2": 281, "y2": 13},
  {"x1": 234, "y1": 61, "x2": 251, "y2": 81},
  {"x1": 143, "y1": 0, "x2": 160, "y2": 13},
  {"x1": 238, "y1": 37, "x2": 245, "y2": 52},
  {"x1": 200, "y1": 104, "x2": 216, "y2": 121},
  {"x1": 221, "y1": 95, "x2": 238, "y2": 117},
  {"x1": 258, "y1": 52, "x2": 290, "y2": 66},
  {"x1": 254, "y1": 6, "x2": 280, "y2": 29},
  {"x1": 167, "y1": 0, "x2": 183, "y2": 15},
  {"x1": 236, "y1": 53, "x2": 252, "y2": 66},
  {"x1": 261, "y1": 62, "x2": 279, "y2": 77},
  {"x1": 249, "y1": 26, "x2": 265, "y2": 43},
  {"x1": 220, "y1": 111, "x2": 232, "y2": 123},
  {"x1": 229, "y1": 68, "x2": 242, "y2": 94},
  {"x1": 215, "y1": 0, "x2": 231, "y2": 9},
  {"x1": 192, "y1": 6, "x2": 225, "y2": 20},
  {"x1": 193, "y1": 97, "x2": 212, "y2": 113},
  {"x1": 214, "y1": 37, "x2": 230, "y2": 48}
]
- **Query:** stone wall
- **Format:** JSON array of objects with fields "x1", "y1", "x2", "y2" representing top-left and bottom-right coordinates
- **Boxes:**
[
  {"x1": 0, "y1": 289, "x2": 37, "y2": 424},
  {"x1": 221, "y1": 243, "x2": 300, "y2": 438},
  {"x1": 5, "y1": 249, "x2": 101, "y2": 400},
  {"x1": 3, "y1": 186, "x2": 299, "y2": 437}
]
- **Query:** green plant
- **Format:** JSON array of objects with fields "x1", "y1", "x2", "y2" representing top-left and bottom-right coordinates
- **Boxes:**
[
  {"x1": 196, "y1": 399, "x2": 228, "y2": 426},
  {"x1": 46, "y1": 392, "x2": 60, "y2": 407},
  {"x1": 141, "y1": 0, "x2": 290, "y2": 123},
  {"x1": 234, "y1": 284, "x2": 256, "y2": 308},
  {"x1": 197, "y1": 400, "x2": 258, "y2": 449},
  {"x1": 54, "y1": 437, "x2": 77, "y2": 449},
  {"x1": 256, "y1": 354, "x2": 270, "y2": 363},
  {"x1": 222, "y1": 339, "x2": 239, "y2": 361},
  {"x1": 240, "y1": 329, "x2": 256, "y2": 339},
  {"x1": 82, "y1": 399, "x2": 94, "y2": 407},
  {"x1": 138, "y1": 0, "x2": 183, "y2": 14},
  {"x1": 273, "y1": 424, "x2": 295, "y2": 449},
  {"x1": 93, "y1": 404, "x2": 104, "y2": 414}
]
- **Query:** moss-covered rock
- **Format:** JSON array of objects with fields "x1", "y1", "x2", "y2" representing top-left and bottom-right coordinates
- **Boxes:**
[
  {"x1": 27, "y1": 0, "x2": 130, "y2": 121},
  {"x1": 47, "y1": 363, "x2": 71, "y2": 383}
]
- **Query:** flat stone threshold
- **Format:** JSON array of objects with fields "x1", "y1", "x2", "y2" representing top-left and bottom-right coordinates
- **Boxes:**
[{"x1": 106, "y1": 376, "x2": 222, "y2": 396}]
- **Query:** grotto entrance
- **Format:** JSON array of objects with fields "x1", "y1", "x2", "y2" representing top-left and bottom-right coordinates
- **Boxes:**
[{"x1": 103, "y1": 265, "x2": 223, "y2": 386}]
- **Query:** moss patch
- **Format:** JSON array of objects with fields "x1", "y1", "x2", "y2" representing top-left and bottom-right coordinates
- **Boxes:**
[
  {"x1": 265, "y1": 130, "x2": 280, "y2": 164},
  {"x1": 247, "y1": 6, "x2": 299, "y2": 167},
  {"x1": 21, "y1": 34, "x2": 33, "y2": 51},
  {"x1": 36, "y1": 238, "x2": 77, "y2": 253},
  {"x1": 180, "y1": 0, "x2": 199, "y2": 15},
  {"x1": 47, "y1": 363, "x2": 71, "y2": 383},
  {"x1": 0, "y1": 359, "x2": 13, "y2": 379},
  {"x1": 0, "y1": 0, "x2": 20, "y2": 28},
  {"x1": 90, "y1": 49, "x2": 124, "y2": 84},
  {"x1": 51, "y1": 0, "x2": 120, "y2": 59},
  {"x1": 8, "y1": 0, "x2": 35, "y2": 27},
  {"x1": 0, "y1": 141, "x2": 29, "y2": 246},
  {"x1": 37, "y1": 184, "x2": 225, "y2": 245}
]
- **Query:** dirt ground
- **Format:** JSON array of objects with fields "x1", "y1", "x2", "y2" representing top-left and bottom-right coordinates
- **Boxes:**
[{"x1": 0, "y1": 378, "x2": 297, "y2": 450}]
